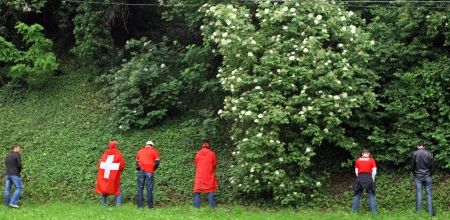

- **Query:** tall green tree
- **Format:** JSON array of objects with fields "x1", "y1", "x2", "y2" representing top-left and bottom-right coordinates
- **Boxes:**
[
  {"x1": 201, "y1": 1, "x2": 378, "y2": 205},
  {"x1": 72, "y1": 2, "x2": 115, "y2": 72}
]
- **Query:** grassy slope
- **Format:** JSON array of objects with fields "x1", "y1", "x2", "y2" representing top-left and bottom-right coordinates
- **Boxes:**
[
  {"x1": 0, "y1": 71, "x2": 233, "y2": 203},
  {"x1": 0, "y1": 203, "x2": 449, "y2": 220}
]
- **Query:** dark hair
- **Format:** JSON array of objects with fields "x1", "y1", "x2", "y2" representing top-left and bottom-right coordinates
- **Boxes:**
[
  {"x1": 416, "y1": 140, "x2": 425, "y2": 147},
  {"x1": 362, "y1": 149, "x2": 370, "y2": 153},
  {"x1": 12, "y1": 144, "x2": 20, "y2": 150}
]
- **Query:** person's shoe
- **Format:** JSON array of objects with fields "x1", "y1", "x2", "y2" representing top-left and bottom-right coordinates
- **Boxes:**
[{"x1": 9, "y1": 204, "x2": 19, "y2": 208}]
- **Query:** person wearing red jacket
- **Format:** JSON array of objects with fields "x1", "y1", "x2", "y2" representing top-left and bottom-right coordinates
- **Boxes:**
[
  {"x1": 136, "y1": 140, "x2": 160, "y2": 208},
  {"x1": 96, "y1": 140, "x2": 125, "y2": 206},
  {"x1": 193, "y1": 142, "x2": 218, "y2": 208},
  {"x1": 351, "y1": 149, "x2": 377, "y2": 214}
]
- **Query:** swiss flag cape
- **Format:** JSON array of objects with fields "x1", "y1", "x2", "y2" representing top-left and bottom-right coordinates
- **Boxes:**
[
  {"x1": 194, "y1": 148, "x2": 218, "y2": 193},
  {"x1": 96, "y1": 146, "x2": 125, "y2": 196}
]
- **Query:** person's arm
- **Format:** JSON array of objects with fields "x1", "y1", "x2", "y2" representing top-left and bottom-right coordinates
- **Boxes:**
[
  {"x1": 154, "y1": 159, "x2": 160, "y2": 170},
  {"x1": 136, "y1": 152, "x2": 141, "y2": 171},
  {"x1": 372, "y1": 159, "x2": 377, "y2": 181},
  {"x1": 355, "y1": 168, "x2": 358, "y2": 177},
  {"x1": 430, "y1": 152, "x2": 435, "y2": 176},
  {"x1": 17, "y1": 154, "x2": 22, "y2": 173},
  {"x1": 154, "y1": 150, "x2": 160, "y2": 170},
  {"x1": 411, "y1": 153, "x2": 416, "y2": 175},
  {"x1": 372, "y1": 167, "x2": 377, "y2": 181}
]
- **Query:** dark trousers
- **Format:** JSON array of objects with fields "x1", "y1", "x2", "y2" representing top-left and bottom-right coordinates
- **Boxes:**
[
  {"x1": 351, "y1": 173, "x2": 377, "y2": 214},
  {"x1": 137, "y1": 171, "x2": 154, "y2": 208}
]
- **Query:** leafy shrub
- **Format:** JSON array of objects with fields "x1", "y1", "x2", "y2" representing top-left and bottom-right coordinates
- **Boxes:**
[
  {"x1": 0, "y1": 22, "x2": 58, "y2": 79},
  {"x1": 179, "y1": 44, "x2": 226, "y2": 142},
  {"x1": 366, "y1": 6, "x2": 450, "y2": 77},
  {"x1": 100, "y1": 38, "x2": 184, "y2": 131},
  {"x1": 373, "y1": 58, "x2": 450, "y2": 168},
  {"x1": 4, "y1": 0, "x2": 47, "y2": 12},
  {"x1": 201, "y1": 2, "x2": 378, "y2": 206}
]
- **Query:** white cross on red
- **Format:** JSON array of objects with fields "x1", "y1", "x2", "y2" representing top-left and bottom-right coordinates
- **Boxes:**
[{"x1": 99, "y1": 155, "x2": 120, "y2": 179}]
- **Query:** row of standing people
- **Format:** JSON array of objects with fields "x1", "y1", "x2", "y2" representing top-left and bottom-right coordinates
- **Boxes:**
[
  {"x1": 95, "y1": 140, "x2": 217, "y2": 208},
  {"x1": 4, "y1": 140, "x2": 435, "y2": 215},
  {"x1": 351, "y1": 140, "x2": 435, "y2": 216}
]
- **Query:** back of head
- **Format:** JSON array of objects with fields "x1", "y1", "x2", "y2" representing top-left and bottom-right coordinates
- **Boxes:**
[
  {"x1": 146, "y1": 140, "x2": 154, "y2": 147},
  {"x1": 202, "y1": 142, "x2": 211, "y2": 149},
  {"x1": 362, "y1": 148, "x2": 370, "y2": 156},
  {"x1": 108, "y1": 140, "x2": 118, "y2": 149},
  {"x1": 12, "y1": 144, "x2": 20, "y2": 152},
  {"x1": 416, "y1": 140, "x2": 426, "y2": 149}
]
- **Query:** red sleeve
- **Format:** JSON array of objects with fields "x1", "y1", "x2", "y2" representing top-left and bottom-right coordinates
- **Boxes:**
[
  {"x1": 372, "y1": 158, "x2": 377, "y2": 168},
  {"x1": 355, "y1": 159, "x2": 359, "y2": 169}
]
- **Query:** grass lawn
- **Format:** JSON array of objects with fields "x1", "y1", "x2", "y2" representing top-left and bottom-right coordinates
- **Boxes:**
[{"x1": 0, "y1": 203, "x2": 448, "y2": 220}]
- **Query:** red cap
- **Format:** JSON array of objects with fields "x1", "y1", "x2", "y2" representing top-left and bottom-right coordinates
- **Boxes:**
[{"x1": 109, "y1": 140, "x2": 118, "y2": 149}]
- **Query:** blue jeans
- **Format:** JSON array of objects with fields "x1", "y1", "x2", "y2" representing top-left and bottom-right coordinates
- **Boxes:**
[
  {"x1": 101, "y1": 188, "x2": 122, "y2": 206},
  {"x1": 193, "y1": 192, "x2": 216, "y2": 208},
  {"x1": 4, "y1": 175, "x2": 23, "y2": 206},
  {"x1": 352, "y1": 191, "x2": 377, "y2": 214},
  {"x1": 137, "y1": 171, "x2": 154, "y2": 208},
  {"x1": 415, "y1": 176, "x2": 433, "y2": 215}
]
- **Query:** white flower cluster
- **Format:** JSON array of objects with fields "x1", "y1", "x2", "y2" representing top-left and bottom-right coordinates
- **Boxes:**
[{"x1": 314, "y1": 14, "x2": 322, "y2": 24}]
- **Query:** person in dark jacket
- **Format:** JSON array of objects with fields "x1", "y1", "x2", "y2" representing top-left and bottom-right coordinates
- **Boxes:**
[
  {"x1": 411, "y1": 140, "x2": 435, "y2": 216},
  {"x1": 4, "y1": 144, "x2": 23, "y2": 208}
]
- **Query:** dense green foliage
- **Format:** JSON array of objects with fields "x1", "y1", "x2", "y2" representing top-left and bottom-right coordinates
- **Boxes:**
[
  {"x1": 4, "y1": 0, "x2": 46, "y2": 12},
  {"x1": 99, "y1": 38, "x2": 183, "y2": 131},
  {"x1": 361, "y1": 5, "x2": 450, "y2": 168},
  {"x1": 72, "y1": 2, "x2": 115, "y2": 71},
  {"x1": 0, "y1": 22, "x2": 58, "y2": 79},
  {"x1": 0, "y1": 0, "x2": 449, "y2": 209},
  {"x1": 380, "y1": 59, "x2": 450, "y2": 168}
]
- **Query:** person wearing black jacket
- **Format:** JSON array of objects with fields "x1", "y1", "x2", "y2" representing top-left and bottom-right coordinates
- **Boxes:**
[
  {"x1": 411, "y1": 140, "x2": 435, "y2": 216},
  {"x1": 4, "y1": 144, "x2": 23, "y2": 208}
]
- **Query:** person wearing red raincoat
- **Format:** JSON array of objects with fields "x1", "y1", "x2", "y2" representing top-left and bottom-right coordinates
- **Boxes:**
[
  {"x1": 193, "y1": 142, "x2": 218, "y2": 208},
  {"x1": 96, "y1": 140, "x2": 125, "y2": 206}
]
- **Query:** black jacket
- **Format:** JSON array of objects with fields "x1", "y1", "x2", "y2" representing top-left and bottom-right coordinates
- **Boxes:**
[
  {"x1": 411, "y1": 148, "x2": 435, "y2": 177},
  {"x1": 5, "y1": 152, "x2": 22, "y2": 176}
]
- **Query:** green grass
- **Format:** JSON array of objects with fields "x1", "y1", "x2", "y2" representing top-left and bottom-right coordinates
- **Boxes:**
[{"x1": 0, "y1": 203, "x2": 448, "y2": 220}]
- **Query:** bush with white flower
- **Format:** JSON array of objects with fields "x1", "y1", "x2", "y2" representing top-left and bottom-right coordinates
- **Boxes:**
[{"x1": 201, "y1": 1, "x2": 377, "y2": 205}]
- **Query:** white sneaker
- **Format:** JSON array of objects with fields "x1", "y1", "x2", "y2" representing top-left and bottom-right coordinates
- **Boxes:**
[{"x1": 9, "y1": 204, "x2": 19, "y2": 208}]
